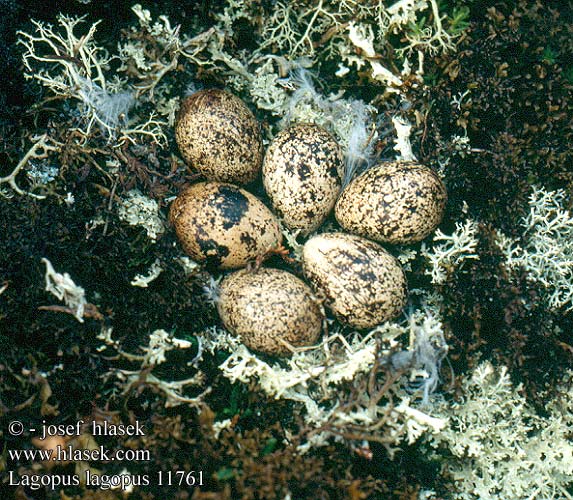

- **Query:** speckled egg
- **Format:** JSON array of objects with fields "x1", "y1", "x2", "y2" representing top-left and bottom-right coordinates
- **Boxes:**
[
  {"x1": 335, "y1": 162, "x2": 447, "y2": 244},
  {"x1": 302, "y1": 232, "x2": 407, "y2": 329},
  {"x1": 175, "y1": 89, "x2": 263, "y2": 184},
  {"x1": 169, "y1": 182, "x2": 282, "y2": 269},
  {"x1": 217, "y1": 267, "x2": 323, "y2": 356},
  {"x1": 262, "y1": 123, "x2": 343, "y2": 235}
]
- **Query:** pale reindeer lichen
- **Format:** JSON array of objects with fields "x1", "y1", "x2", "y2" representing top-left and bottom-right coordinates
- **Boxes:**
[
  {"x1": 117, "y1": 190, "x2": 165, "y2": 241},
  {"x1": 41, "y1": 258, "x2": 87, "y2": 323},
  {"x1": 98, "y1": 327, "x2": 208, "y2": 409},
  {"x1": 421, "y1": 219, "x2": 480, "y2": 285},
  {"x1": 496, "y1": 186, "x2": 573, "y2": 311},
  {"x1": 427, "y1": 361, "x2": 573, "y2": 499},
  {"x1": 0, "y1": 135, "x2": 60, "y2": 200},
  {"x1": 201, "y1": 304, "x2": 449, "y2": 455},
  {"x1": 130, "y1": 258, "x2": 163, "y2": 288}
]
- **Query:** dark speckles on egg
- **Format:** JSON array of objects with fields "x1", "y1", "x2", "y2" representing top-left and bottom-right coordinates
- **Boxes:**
[
  {"x1": 175, "y1": 89, "x2": 263, "y2": 185},
  {"x1": 263, "y1": 123, "x2": 343, "y2": 235},
  {"x1": 297, "y1": 163, "x2": 312, "y2": 181},
  {"x1": 302, "y1": 232, "x2": 407, "y2": 329},
  {"x1": 212, "y1": 184, "x2": 249, "y2": 229},
  {"x1": 169, "y1": 182, "x2": 282, "y2": 270},
  {"x1": 217, "y1": 268, "x2": 323, "y2": 356},
  {"x1": 335, "y1": 161, "x2": 447, "y2": 245},
  {"x1": 195, "y1": 235, "x2": 229, "y2": 267},
  {"x1": 239, "y1": 232, "x2": 258, "y2": 251}
]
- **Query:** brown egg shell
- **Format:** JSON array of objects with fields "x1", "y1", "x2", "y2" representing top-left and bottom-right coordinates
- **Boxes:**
[
  {"x1": 302, "y1": 232, "x2": 407, "y2": 329},
  {"x1": 217, "y1": 267, "x2": 323, "y2": 356},
  {"x1": 175, "y1": 89, "x2": 263, "y2": 185},
  {"x1": 263, "y1": 123, "x2": 343, "y2": 235},
  {"x1": 335, "y1": 162, "x2": 447, "y2": 244},
  {"x1": 169, "y1": 182, "x2": 282, "y2": 270}
]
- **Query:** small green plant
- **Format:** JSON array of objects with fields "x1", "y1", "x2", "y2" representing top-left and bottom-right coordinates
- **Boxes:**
[
  {"x1": 221, "y1": 383, "x2": 252, "y2": 418},
  {"x1": 260, "y1": 437, "x2": 278, "y2": 457},
  {"x1": 447, "y1": 6, "x2": 470, "y2": 36},
  {"x1": 541, "y1": 46, "x2": 558, "y2": 64},
  {"x1": 215, "y1": 466, "x2": 235, "y2": 481}
]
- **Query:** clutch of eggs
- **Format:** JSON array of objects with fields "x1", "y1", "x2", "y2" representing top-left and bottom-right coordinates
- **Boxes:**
[
  {"x1": 335, "y1": 161, "x2": 447, "y2": 244},
  {"x1": 169, "y1": 181, "x2": 282, "y2": 270},
  {"x1": 302, "y1": 232, "x2": 407, "y2": 329},
  {"x1": 168, "y1": 90, "x2": 452, "y2": 356},
  {"x1": 217, "y1": 267, "x2": 323, "y2": 356}
]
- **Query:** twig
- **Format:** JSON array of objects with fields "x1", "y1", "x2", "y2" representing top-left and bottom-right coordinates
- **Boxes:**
[{"x1": 38, "y1": 303, "x2": 104, "y2": 321}]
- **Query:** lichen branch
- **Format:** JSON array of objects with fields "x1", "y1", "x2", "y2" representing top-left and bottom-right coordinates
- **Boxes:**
[{"x1": 0, "y1": 135, "x2": 60, "y2": 199}]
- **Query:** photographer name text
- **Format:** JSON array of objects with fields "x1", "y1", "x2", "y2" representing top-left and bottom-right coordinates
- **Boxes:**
[{"x1": 37, "y1": 420, "x2": 144, "y2": 440}]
